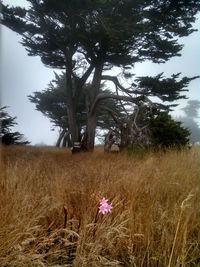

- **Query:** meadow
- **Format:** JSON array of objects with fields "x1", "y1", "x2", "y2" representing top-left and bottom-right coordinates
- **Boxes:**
[{"x1": 0, "y1": 145, "x2": 200, "y2": 267}]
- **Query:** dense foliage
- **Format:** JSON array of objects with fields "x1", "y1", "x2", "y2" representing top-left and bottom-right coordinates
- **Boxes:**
[
  {"x1": 28, "y1": 72, "x2": 123, "y2": 146},
  {"x1": 150, "y1": 112, "x2": 190, "y2": 149},
  {"x1": 0, "y1": 107, "x2": 29, "y2": 145},
  {"x1": 1, "y1": 0, "x2": 200, "y2": 150}
]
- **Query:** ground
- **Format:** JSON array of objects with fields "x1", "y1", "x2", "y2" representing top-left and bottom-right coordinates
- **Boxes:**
[{"x1": 0, "y1": 145, "x2": 200, "y2": 267}]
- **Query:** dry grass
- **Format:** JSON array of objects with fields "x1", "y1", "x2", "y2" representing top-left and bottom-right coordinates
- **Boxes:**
[{"x1": 0, "y1": 145, "x2": 200, "y2": 267}]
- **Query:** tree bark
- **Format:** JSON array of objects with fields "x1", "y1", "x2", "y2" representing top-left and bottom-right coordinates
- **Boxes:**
[
  {"x1": 56, "y1": 129, "x2": 66, "y2": 147},
  {"x1": 65, "y1": 67, "x2": 79, "y2": 147},
  {"x1": 65, "y1": 54, "x2": 94, "y2": 149},
  {"x1": 62, "y1": 131, "x2": 70, "y2": 147},
  {"x1": 86, "y1": 64, "x2": 103, "y2": 151},
  {"x1": 86, "y1": 113, "x2": 97, "y2": 150}
]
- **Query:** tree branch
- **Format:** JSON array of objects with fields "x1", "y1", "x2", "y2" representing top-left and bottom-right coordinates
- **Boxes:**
[
  {"x1": 90, "y1": 93, "x2": 145, "y2": 116},
  {"x1": 79, "y1": 64, "x2": 94, "y2": 88},
  {"x1": 101, "y1": 106, "x2": 122, "y2": 126},
  {"x1": 73, "y1": 64, "x2": 94, "y2": 99},
  {"x1": 114, "y1": 79, "x2": 129, "y2": 116},
  {"x1": 101, "y1": 75, "x2": 142, "y2": 95}
]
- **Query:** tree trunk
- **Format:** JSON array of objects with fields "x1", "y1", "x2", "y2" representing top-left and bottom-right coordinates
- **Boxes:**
[
  {"x1": 62, "y1": 135, "x2": 67, "y2": 147},
  {"x1": 56, "y1": 129, "x2": 66, "y2": 147},
  {"x1": 86, "y1": 64, "x2": 103, "y2": 151},
  {"x1": 65, "y1": 68, "x2": 79, "y2": 147},
  {"x1": 86, "y1": 113, "x2": 97, "y2": 151},
  {"x1": 62, "y1": 131, "x2": 70, "y2": 147},
  {"x1": 104, "y1": 130, "x2": 115, "y2": 152},
  {"x1": 67, "y1": 105, "x2": 79, "y2": 146}
]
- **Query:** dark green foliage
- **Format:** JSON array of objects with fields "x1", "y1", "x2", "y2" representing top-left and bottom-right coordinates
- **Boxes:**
[
  {"x1": 0, "y1": 107, "x2": 30, "y2": 145},
  {"x1": 1, "y1": 0, "x2": 200, "y2": 149},
  {"x1": 1, "y1": 0, "x2": 200, "y2": 68},
  {"x1": 28, "y1": 73, "x2": 69, "y2": 130},
  {"x1": 149, "y1": 112, "x2": 190, "y2": 149},
  {"x1": 28, "y1": 72, "x2": 123, "y2": 131},
  {"x1": 135, "y1": 73, "x2": 199, "y2": 104}
]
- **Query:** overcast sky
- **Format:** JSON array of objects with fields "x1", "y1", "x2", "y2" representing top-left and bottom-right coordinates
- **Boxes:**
[{"x1": 1, "y1": 0, "x2": 200, "y2": 145}]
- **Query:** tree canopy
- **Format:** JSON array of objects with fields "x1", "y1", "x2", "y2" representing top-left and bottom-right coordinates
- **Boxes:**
[
  {"x1": 28, "y1": 72, "x2": 197, "y2": 149},
  {"x1": 149, "y1": 112, "x2": 190, "y2": 149},
  {"x1": 2, "y1": 0, "x2": 199, "y2": 66},
  {"x1": 28, "y1": 72, "x2": 124, "y2": 146}
]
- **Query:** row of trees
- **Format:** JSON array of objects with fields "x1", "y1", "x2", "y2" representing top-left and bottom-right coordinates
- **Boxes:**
[
  {"x1": 28, "y1": 72, "x2": 196, "y2": 150},
  {"x1": 1, "y1": 0, "x2": 200, "y2": 150},
  {"x1": 2, "y1": 95, "x2": 198, "y2": 148}
]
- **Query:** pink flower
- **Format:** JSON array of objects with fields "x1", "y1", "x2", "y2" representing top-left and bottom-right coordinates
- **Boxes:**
[
  {"x1": 99, "y1": 197, "x2": 108, "y2": 205},
  {"x1": 99, "y1": 197, "x2": 113, "y2": 214}
]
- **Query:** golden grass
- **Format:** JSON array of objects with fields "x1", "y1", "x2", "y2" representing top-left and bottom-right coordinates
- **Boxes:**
[{"x1": 0, "y1": 145, "x2": 200, "y2": 267}]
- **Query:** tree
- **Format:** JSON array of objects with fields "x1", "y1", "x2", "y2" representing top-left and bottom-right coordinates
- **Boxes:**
[
  {"x1": 0, "y1": 107, "x2": 30, "y2": 145},
  {"x1": 104, "y1": 105, "x2": 191, "y2": 151},
  {"x1": 28, "y1": 72, "x2": 123, "y2": 147},
  {"x1": 149, "y1": 112, "x2": 190, "y2": 149},
  {"x1": 1, "y1": 0, "x2": 200, "y2": 150},
  {"x1": 29, "y1": 72, "x2": 195, "y2": 149}
]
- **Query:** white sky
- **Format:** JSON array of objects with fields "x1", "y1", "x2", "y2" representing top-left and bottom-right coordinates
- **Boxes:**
[{"x1": 1, "y1": 0, "x2": 200, "y2": 145}]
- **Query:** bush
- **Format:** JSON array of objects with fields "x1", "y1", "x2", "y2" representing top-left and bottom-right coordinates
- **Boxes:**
[{"x1": 149, "y1": 112, "x2": 190, "y2": 149}]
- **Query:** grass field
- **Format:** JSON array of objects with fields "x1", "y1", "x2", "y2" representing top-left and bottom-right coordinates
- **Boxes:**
[{"x1": 0, "y1": 145, "x2": 200, "y2": 267}]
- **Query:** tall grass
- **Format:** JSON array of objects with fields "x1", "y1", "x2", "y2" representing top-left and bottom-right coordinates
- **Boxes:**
[{"x1": 0, "y1": 145, "x2": 200, "y2": 266}]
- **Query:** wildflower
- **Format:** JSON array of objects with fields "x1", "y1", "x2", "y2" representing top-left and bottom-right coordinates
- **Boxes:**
[
  {"x1": 99, "y1": 197, "x2": 113, "y2": 214},
  {"x1": 99, "y1": 197, "x2": 109, "y2": 205}
]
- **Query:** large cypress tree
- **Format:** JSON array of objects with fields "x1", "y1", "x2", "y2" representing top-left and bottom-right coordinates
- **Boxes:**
[
  {"x1": 28, "y1": 72, "x2": 123, "y2": 146},
  {"x1": 1, "y1": 0, "x2": 200, "y2": 150}
]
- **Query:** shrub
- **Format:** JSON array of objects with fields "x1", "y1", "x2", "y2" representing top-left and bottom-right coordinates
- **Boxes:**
[{"x1": 149, "y1": 112, "x2": 190, "y2": 149}]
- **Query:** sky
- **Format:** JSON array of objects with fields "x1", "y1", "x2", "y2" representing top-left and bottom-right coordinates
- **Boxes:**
[{"x1": 1, "y1": 0, "x2": 200, "y2": 145}]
